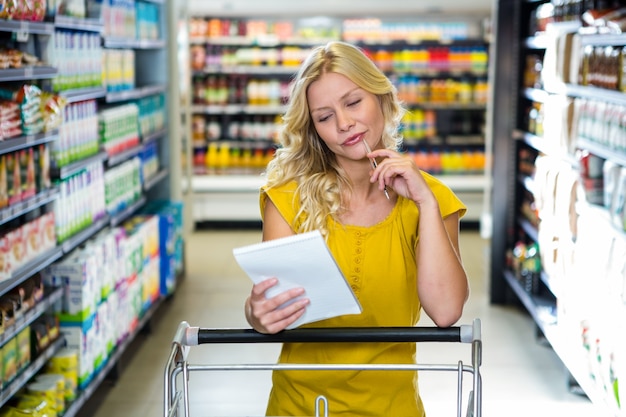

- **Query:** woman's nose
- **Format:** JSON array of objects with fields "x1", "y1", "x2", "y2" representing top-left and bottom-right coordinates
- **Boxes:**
[{"x1": 336, "y1": 110, "x2": 354, "y2": 131}]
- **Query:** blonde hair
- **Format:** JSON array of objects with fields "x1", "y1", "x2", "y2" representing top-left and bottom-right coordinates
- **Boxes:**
[{"x1": 264, "y1": 41, "x2": 405, "y2": 237}]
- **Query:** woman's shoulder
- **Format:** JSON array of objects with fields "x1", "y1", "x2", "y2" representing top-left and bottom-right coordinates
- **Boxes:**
[
  {"x1": 261, "y1": 180, "x2": 299, "y2": 203},
  {"x1": 420, "y1": 170, "x2": 451, "y2": 192},
  {"x1": 260, "y1": 180, "x2": 300, "y2": 222},
  {"x1": 419, "y1": 170, "x2": 467, "y2": 218},
  {"x1": 262, "y1": 180, "x2": 298, "y2": 194}
]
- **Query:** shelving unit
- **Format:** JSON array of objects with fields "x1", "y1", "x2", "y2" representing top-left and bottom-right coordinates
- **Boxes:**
[
  {"x1": 183, "y1": 15, "x2": 490, "y2": 225},
  {"x1": 0, "y1": 17, "x2": 67, "y2": 411},
  {"x1": 490, "y1": 1, "x2": 626, "y2": 414},
  {"x1": 0, "y1": 0, "x2": 179, "y2": 413}
]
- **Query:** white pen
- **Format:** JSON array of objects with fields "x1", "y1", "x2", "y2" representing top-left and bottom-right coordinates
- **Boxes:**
[{"x1": 362, "y1": 140, "x2": 390, "y2": 200}]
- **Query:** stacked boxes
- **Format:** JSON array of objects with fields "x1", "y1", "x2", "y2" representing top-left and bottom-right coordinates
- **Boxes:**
[
  {"x1": 141, "y1": 200, "x2": 184, "y2": 296},
  {"x1": 41, "y1": 213, "x2": 163, "y2": 389}
]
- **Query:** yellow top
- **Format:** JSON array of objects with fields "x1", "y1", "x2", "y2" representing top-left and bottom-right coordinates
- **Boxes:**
[{"x1": 259, "y1": 171, "x2": 466, "y2": 417}]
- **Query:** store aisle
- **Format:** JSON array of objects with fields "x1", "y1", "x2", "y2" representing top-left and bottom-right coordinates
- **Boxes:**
[{"x1": 80, "y1": 228, "x2": 596, "y2": 417}]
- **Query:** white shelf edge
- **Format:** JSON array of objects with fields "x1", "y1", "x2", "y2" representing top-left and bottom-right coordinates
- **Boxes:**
[
  {"x1": 186, "y1": 174, "x2": 486, "y2": 193},
  {"x1": 187, "y1": 174, "x2": 265, "y2": 192}
]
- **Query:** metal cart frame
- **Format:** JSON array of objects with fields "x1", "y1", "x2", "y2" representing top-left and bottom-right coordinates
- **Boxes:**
[{"x1": 164, "y1": 319, "x2": 482, "y2": 417}]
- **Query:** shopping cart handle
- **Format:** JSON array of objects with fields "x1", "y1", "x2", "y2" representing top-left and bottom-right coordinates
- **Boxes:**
[{"x1": 183, "y1": 322, "x2": 480, "y2": 346}]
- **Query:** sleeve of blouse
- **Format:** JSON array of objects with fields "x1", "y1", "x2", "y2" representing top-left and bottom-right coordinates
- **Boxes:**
[
  {"x1": 259, "y1": 183, "x2": 299, "y2": 224},
  {"x1": 422, "y1": 172, "x2": 467, "y2": 220}
]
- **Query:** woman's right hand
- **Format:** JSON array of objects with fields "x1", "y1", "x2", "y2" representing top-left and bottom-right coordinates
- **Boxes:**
[{"x1": 245, "y1": 277, "x2": 310, "y2": 334}]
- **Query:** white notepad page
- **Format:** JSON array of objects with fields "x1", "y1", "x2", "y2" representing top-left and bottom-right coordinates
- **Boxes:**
[{"x1": 233, "y1": 230, "x2": 362, "y2": 329}]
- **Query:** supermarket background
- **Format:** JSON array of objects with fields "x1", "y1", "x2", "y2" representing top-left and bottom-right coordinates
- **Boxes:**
[{"x1": 0, "y1": 0, "x2": 623, "y2": 416}]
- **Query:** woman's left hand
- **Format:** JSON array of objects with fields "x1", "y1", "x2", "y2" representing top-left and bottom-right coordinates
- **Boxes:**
[{"x1": 367, "y1": 149, "x2": 435, "y2": 206}]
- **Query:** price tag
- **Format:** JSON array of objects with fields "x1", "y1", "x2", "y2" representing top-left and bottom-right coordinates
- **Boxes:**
[
  {"x1": 24, "y1": 67, "x2": 34, "y2": 79},
  {"x1": 16, "y1": 22, "x2": 29, "y2": 42}
]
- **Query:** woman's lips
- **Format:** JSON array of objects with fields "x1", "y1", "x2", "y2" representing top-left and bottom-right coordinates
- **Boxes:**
[{"x1": 343, "y1": 133, "x2": 364, "y2": 146}]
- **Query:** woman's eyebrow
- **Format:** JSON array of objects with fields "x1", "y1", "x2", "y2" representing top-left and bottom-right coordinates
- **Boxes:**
[{"x1": 310, "y1": 87, "x2": 361, "y2": 114}]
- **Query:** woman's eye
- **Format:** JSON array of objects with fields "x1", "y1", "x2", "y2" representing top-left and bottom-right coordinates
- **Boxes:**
[
  {"x1": 318, "y1": 115, "x2": 331, "y2": 123},
  {"x1": 347, "y1": 99, "x2": 361, "y2": 107}
]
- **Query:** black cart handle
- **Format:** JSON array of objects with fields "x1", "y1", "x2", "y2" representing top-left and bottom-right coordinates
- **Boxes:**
[{"x1": 173, "y1": 319, "x2": 481, "y2": 347}]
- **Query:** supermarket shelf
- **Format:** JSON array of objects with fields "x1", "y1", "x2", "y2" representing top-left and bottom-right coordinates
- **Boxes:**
[
  {"x1": 540, "y1": 270, "x2": 559, "y2": 299},
  {"x1": 106, "y1": 144, "x2": 144, "y2": 168},
  {"x1": 60, "y1": 215, "x2": 111, "y2": 254},
  {"x1": 200, "y1": 65, "x2": 298, "y2": 75},
  {"x1": 0, "y1": 188, "x2": 59, "y2": 226},
  {"x1": 503, "y1": 269, "x2": 556, "y2": 330},
  {"x1": 0, "y1": 19, "x2": 54, "y2": 35},
  {"x1": 110, "y1": 196, "x2": 147, "y2": 227},
  {"x1": 60, "y1": 86, "x2": 107, "y2": 104},
  {"x1": 518, "y1": 130, "x2": 561, "y2": 157},
  {"x1": 542, "y1": 324, "x2": 619, "y2": 415},
  {"x1": 524, "y1": 35, "x2": 549, "y2": 50},
  {"x1": 190, "y1": 174, "x2": 264, "y2": 193},
  {"x1": 54, "y1": 16, "x2": 104, "y2": 32},
  {"x1": 144, "y1": 168, "x2": 169, "y2": 192},
  {"x1": 142, "y1": 127, "x2": 167, "y2": 144},
  {"x1": 0, "y1": 336, "x2": 65, "y2": 409},
  {"x1": 191, "y1": 104, "x2": 287, "y2": 115},
  {"x1": 0, "y1": 66, "x2": 57, "y2": 81},
  {"x1": 519, "y1": 217, "x2": 538, "y2": 242},
  {"x1": 0, "y1": 246, "x2": 64, "y2": 296},
  {"x1": 0, "y1": 130, "x2": 59, "y2": 156},
  {"x1": 62, "y1": 296, "x2": 165, "y2": 417},
  {"x1": 0, "y1": 286, "x2": 63, "y2": 347},
  {"x1": 579, "y1": 33, "x2": 626, "y2": 47},
  {"x1": 517, "y1": 130, "x2": 578, "y2": 166},
  {"x1": 577, "y1": 138, "x2": 626, "y2": 167},
  {"x1": 354, "y1": 38, "x2": 489, "y2": 47},
  {"x1": 411, "y1": 102, "x2": 487, "y2": 111},
  {"x1": 189, "y1": 173, "x2": 486, "y2": 194},
  {"x1": 105, "y1": 84, "x2": 166, "y2": 103},
  {"x1": 503, "y1": 269, "x2": 616, "y2": 415},
  {"x1": 403, "y1": 134, "x2": 485, "y2": 147},
  {"x1": 436, "y1": 174, "x2": 487, "y2": 192},
  {"x1": 107, "y1": 131, "x2": 168, "y2": 167},
  {"x1": 392, "y1": 69, "x2": 488, "y2": 78},
  {"x1": 61, "y1": 199, "x2": 148, "y2": 253},
  {"x1": 523, "y1": 87, "x2": 550, "y2": 103},
  {"x1": 0, "y1": 0, "x2": 173, "y2": 414},
  {"x1": 51, "y1": 151, "x2": 109, "y2": 180},
  {"x1": 189, "y1": 35, "x2": 336, "y2": 47},
  {"x1": 103, "y1": 37, "x2": 166, "y2": 49},
  {"x1": 563, "y1": 83, "x2": 626, "y2": 106},
  {"x1": 519, "y1": 174, "x2": 536, "y2": 195},
  {"x1": 188, "y1": 173, "x2": 485, "y2": 223},
  {"x1": 445, "y1": 134, "x2": 486, "y2": 145}
]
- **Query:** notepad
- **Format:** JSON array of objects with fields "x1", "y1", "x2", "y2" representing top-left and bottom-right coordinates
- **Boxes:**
[{"x1": 233, "y1": 230, "x2": 362, "y2": 329}]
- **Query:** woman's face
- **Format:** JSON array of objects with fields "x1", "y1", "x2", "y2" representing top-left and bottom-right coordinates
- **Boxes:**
[{"x1": 307, "y1": 72, "x2": 385, "y2": 165}]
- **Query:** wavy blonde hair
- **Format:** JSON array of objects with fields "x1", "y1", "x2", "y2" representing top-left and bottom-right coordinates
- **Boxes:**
[{"x1": 264, "y1": 41, "x2": 405, "y2": 237}]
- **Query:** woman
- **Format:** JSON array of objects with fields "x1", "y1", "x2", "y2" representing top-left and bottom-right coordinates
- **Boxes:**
[{"x1": 244, "y1": 41, "x2": 470, "y2": 416}]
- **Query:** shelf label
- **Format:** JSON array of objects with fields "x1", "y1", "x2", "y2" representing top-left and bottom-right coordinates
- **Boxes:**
[
  {"x1": 23, "y1": 67, "x2": 34, "y2": 79},
  {"x1": 15, "y1": 24, "x2": 29, "y2": 42}
]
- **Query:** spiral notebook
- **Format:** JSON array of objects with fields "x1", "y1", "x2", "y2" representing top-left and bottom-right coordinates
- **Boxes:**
[{"x1": 233, "y1": 230, "x2": 362, "y2": 329}]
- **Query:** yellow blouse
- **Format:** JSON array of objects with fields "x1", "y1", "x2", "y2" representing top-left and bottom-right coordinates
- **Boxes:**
[{"x1": 259, "y1": 172, "x2": 466, "y2": 417}]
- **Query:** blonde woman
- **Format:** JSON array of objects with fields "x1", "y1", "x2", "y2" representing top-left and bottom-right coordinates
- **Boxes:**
[{"x1": 244, "y1": 41, "x2": 469, "y2": 416}]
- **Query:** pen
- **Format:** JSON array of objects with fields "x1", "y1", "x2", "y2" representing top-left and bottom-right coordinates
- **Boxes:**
[{"x1": 362, "y1": 140, "x2": 390, "y2": 200}]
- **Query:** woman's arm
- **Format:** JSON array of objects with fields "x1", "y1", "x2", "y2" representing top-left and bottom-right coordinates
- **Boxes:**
[
  {"x1": 244, "y1": 197, "x2": 309, "y2": 333},
  {"x1": 416, "y1": 205, "x2": 469, "y2": 328},
  {"x1": 366, "y1": 148, "x2": 469, "y2": 327},
  {"x1": 262, "y1": 196, "x2": 296, "y2": 241}
]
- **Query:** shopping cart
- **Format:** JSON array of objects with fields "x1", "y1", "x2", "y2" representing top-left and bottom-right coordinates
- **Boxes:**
[{"x1": 164, "y1": 319, "x2": 482, "y2": 417}]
